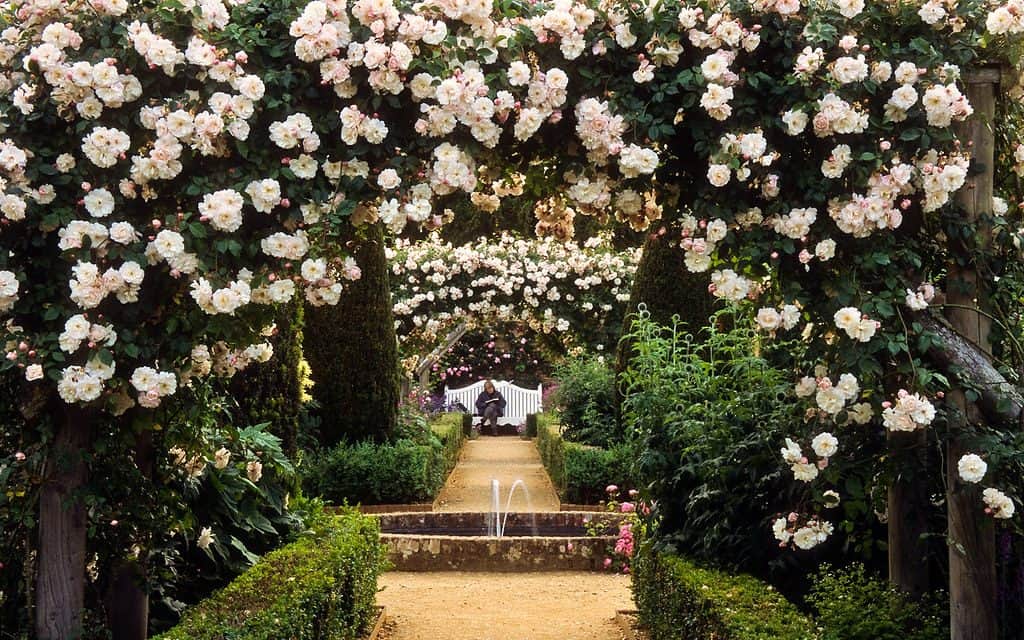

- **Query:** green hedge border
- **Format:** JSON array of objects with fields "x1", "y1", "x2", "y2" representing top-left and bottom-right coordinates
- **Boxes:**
[
  {"x1": 535, "y1": 415, "x2": 631, "y2": 504},
  {"x1": 633, "y1": 550, "x2": 818, "y2": 640},
  {"x1": 301, "y1": 414, "x2": 466, "y2": 505},
  {"x1": 154, "y1": 508, "x2": 386, "y2": 640}
]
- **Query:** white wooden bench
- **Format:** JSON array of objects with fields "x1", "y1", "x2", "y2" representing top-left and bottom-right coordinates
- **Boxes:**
[{"x1": 443, "y1": 380, "x2": 543, "y2": 426}]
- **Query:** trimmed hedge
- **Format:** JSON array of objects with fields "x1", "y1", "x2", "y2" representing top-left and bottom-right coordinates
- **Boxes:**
[
  {"x1": 633, "y1": 550, "x2": 818, "y2": 640},
  {"x1": 536, "y1": 416, "x2": 632, "y2": 504},
  {"x1": 154, "y1": 508, "x2": 386, "y2": 640},
  {"x1": 302, "y1": 416, "x2": 464, "y2": 505}
]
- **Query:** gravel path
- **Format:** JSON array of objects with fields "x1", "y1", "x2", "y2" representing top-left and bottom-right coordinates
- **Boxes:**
[
  {"x1": 433, "y1": 436, "x2": 560, "y2": 513},
  {"x1": 377, "y1": 572, "x2": 635, "y2": 640}
]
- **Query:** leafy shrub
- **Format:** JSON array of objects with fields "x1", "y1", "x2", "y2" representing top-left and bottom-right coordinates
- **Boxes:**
[
  {"x1": 536, "y1": 416, "x2": 632, "y2": 504},
  {"x1": 552, "y1": 356, "x2": 618, "y2": 447},
  {"x1": 620, "y1": 311, "x2": 806, "y2": 570},
  {"x1": 807, "y1": 564, "x2": 949, "y2": 640},
  {"x1": 302, "y1": 414, "x2": 464, "y2": 505},
  {"x1": 633, "y1": 549, "x2": 817, "y2": 640},
  {"x1": 154, "y1": 507, "x2": 386, "y2": 640}
]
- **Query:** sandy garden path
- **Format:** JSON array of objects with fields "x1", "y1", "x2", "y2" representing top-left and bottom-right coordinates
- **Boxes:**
[
  {"x1": 433, "y1": 436, "x2": 560, "y2": 513},
  {"x1": 376, "y1": 572, "x2": 635, "y2": 640}
]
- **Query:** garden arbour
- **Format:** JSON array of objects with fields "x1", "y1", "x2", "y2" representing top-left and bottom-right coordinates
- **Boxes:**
[
  {"x1": 3, "y1": 0, "x2": 1024, "y2": 637},
  {"x1": 388, "y1": 231, "x2": 640, "y2": 385}
]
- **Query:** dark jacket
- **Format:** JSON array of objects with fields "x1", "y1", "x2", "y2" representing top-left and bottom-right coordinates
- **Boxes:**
[{"x1": 475, "y1": 390, "x2": 506, "y2": 416}]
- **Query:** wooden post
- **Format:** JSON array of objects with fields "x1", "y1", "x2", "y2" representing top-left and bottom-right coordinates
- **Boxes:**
[
  {"x1": 35, "y1": 405, "x2": 91, "y2": 640},
  {"x1": 947, "y1": 68, "x2": 999, "y2": 640},
  {"x1": 887, "y1": 429, "x2": 931, "y2": 597}
]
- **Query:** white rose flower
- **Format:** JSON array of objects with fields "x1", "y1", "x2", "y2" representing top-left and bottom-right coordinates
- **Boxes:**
[
  {"x1": 957, "y1": 453, "x2": 987, "y2": 484},
  {"x1": 83, "y1": 188, "x2": 115, "y2": 218},
  {"x1": 812, "y1": 432, "x2": 839, "y2": 458}
]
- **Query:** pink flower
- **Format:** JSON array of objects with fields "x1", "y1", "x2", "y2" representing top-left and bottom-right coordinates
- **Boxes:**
[
  {"x1": 603, "y1": 558, "x2": 613, "y2": 569},
  {"x1": 620, "y1": 502, "x2": 635, "y2": 513},
  {"x1": 605, "y1": 484, "x2": 619, "y2": 494}
]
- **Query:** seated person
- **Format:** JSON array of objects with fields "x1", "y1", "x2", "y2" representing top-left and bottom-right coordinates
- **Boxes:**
[{"x1": 475, "y1": 380, "x2": 507, "y2": 436}]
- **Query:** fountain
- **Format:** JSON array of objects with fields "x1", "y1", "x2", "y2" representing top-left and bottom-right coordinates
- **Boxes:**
[{"x1": 487, "y1": 479, "x2": 538, "y2": 538}]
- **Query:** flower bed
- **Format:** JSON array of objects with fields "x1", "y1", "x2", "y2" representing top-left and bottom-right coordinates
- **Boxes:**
[
  {"x1": 154, "y1": 507, "x2": 386, "y2": 640},
  {"x1": 633, "y1": 550, "x2": 818, "y2": 640}
]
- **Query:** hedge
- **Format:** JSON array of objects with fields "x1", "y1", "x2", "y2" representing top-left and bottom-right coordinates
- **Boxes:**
[
  {"x1": 154, "y1": 508, "x2": 386, "y2": 640},
  {"x1": 302, "y1": 416, "x2": 464, "y2": 505},
  {"x1": 304, "y1": 222, "x2": 400, "y2": 445},
  {"x1": 536, "y1": 416, "x2": 632, "y2": 504},
  {"x1": 633, "y1": 550, "x2": 818, "y2": 640}
]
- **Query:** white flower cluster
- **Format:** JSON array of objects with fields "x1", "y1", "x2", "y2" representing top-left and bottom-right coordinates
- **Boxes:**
[
  {"x1": 0, "y1": 271, "x2": 19, "y2": 313},
  {"x1": 755, "y1": 304, "x2": 801, "y2": 334},
  {"x1": 340, "y1": 105, "x2": 388, "y2": 145},
  {"x1": 709, "y1": 269, "x2": 753, "y2": 302},
  {"x1": 127, "y1": 21, "x2": 185, "y2": 74},
  {"x1": 190, "y1": 277, "x2": 252, "y2": 316},
  {"x1": 795, "y1": 372, "x2": 870, "y2": 421},
  {"x1": 987, "y1": 1, "x2": 1024, "y2": 34},
  {"x1": 390, "y1": 233, "x2": 638, "y2": 350},
  {"x1": 918, "y1": 152, "x2": 968, "y2": 212},
  {"x1": 245, "y1": 179, "x2": 282, "y2": 214},
  {"x1": 81, "y1": 127, "x2": 131, "y2": 169},
  {"x1": 575, "y1": 99, "x2": 626, "y2": 163},
  {"x1": 904, "y1": 282, "x2": 936, "y2": 310},
  {"x1": 813, "y1": 93, "x2": 869, "y2": 137},
  {"x1": 833, "y1": 307, "x2": 879, "y2": 342},
  {"x1": 771, "y1": 207, "x2": 817, "y2": 240},
  {"x1": 781, "y1": 431, "x2": 838, "y2": 483},
  {"x1": 269, "y1": 113, "x2": 320, "y2": 152},
  {"x1": 69, "y1": 260, "x2": 144, "y2": 309},
  {"x1": 982, "y1": 488, "x2": 1015, "y2": 519},
  {"x1": 146, "y1": 230, "x2": 200, "y2": 276},
  {"x1": 773, "y1": 515, "x2": 835, "y2": 550},
  {"x1": 416, "y1": 66, "x2": 508, "y2": 147},
  {"x1": 261, "y1": 230, "x2": 310, "y2": 260},
  {"x1": 130, "y1": 366, "x2": 177, "y2": 408},
  {"x1": 881, "y1": 389, "x2": 936, "y2": 432},
  {"x1": 58, "y1": 315, "x2": 116, "y2": 353},
  {"x1": 527, "y1": 0, "x2": 595, "y2": 60},
  {"x1": 200, "y1": 189, "x2": 246, "y2": 232}
]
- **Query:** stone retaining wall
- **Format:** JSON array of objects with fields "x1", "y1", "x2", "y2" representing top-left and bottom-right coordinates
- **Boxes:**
[{"x1": 382, "y1": 533, "x2": 616, "y2": 572}]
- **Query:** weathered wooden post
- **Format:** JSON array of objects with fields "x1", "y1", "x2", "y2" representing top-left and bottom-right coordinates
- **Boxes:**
[{"x1": 947, "y1": 67, "x2": 1000, "y2": 640}]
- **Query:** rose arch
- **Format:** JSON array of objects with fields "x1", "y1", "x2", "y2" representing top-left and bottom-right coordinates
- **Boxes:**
[
  {"x1": 389, "y1": 232, "x2": 640, "y2": 383},
  {"x1": 3, "y1": 0, "x2": 1024, "y2": 636}
]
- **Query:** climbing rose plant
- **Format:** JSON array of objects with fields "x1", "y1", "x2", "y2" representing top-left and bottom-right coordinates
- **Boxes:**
[
  {"x1": 1, "y1": 0, "x2": 1023, "y2": 602},
  {"x1": 389, "y1": 232, "x2": 639, "y2": 356}
]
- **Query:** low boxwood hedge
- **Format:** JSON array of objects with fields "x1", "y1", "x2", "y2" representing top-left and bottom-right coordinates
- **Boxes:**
[
  {"x1": 536, "y1": 416, "x2": 632, "y2": 504},
  {"x1": 302, "y1": 416, "x2": 464, "y2": 505},
  {"x1": 154, "y1": 508, "x2": 386, "y2": 640},
  {"x1": 633, "y1": 549, "x2": 818, "y2": 640}
]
